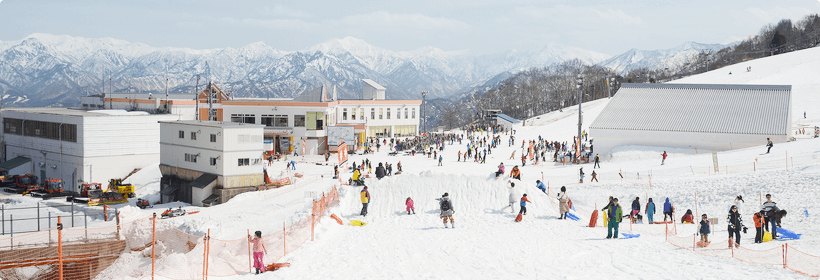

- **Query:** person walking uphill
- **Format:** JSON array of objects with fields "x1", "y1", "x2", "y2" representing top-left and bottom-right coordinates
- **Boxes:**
[
  {"x1": 519, "y1": 194, "x2": 531, "y2": 215},
  {"x1": 440, "y1": 193, "x2": 455, "y2": 228},
  {"x1": 606, "y1": 198, "x2": 623, "y2": 239},
  {"x1": 248, "y1": 231, "x2": 268, "y2": 274},
  {"x1": 663, "y1": 198, "x2": 674, "y2": 222},
  {"x1": 360, "y1": 186, "x2": 370, "y2": 216},
  {"x1": 727, "y1": 205, "x2": 746, "y2": 248},
  {"x1": 646, "y1": 198, "x2": 656, "y2": 224},
  {"x1": 557, "y1": 186, "x2": 570, "y2": 219}
]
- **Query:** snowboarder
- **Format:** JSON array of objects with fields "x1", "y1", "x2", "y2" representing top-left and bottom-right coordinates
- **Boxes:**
[
  {"x1": 248, "y1": 231, "x2": 268, "y2": 274},
  {"x1": 360, "y1": 186, "x2": 370, "y2": 216},
  {"x1": 646, "y1": 198, "x2": 656, "y2": 224},
  {"x1": 727, "y1": 205, "x2": 746, "y2": 248},
  {"x1": 519, "y1": 194, "x2": 531, "y2": 215},
  {"x1": 507, "y1": 181, "x2": 517, "y2": 213},
  {"x1": 697, "y1": 214, "x2": 711, "y2": 245},
  {"x1": 535, "y1": 180, "x2": 546, "y2": 193},
  {"x1": 606, "y1": 198, "x2": 623, "y2": 239},
  {"x1": 557, "y1": 186, "x2": 569, "y2": 219},
  {"x1": 766, "y1": 138, "x2": 773, "y2": 154},
  {"x1": 406, "y1": 197, "x2": 415, "y2": 215},
  {"x1": 663, "y1": 197, "x2": 674, "y2": 222},
  {"x1": 661, "y1": 151, "x2": 667, "y2": 165},
  {"x1": 594, "y1": 154, "x2": 600, "y2": 168},
  {"x1": 440, "y1": 193, "x2": 455, "y2": 228}
]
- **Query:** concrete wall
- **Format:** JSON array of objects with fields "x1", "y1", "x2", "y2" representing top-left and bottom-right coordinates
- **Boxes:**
[{"x1": 589, "y1": 128, "x2": 790, "y2": 157}]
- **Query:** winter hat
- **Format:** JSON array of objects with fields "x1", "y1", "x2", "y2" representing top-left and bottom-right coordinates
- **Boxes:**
[
  {"x1": 737, "y1": 195, "x2": 744, "y2": 202},
  {"x1": 560, "y1": 186, "x2": 566, "y2": 192},
  {"x1": 444, "y1": 192, "x2": 449, "y2": 197},
  {"x1": 510, "y1": 183, "x2": 515, "y2": 187},
  {"x1": 255, "y1": 231, "x2": 262, "y2": 238},
  {"x1": 536, "y1": 180, "x2": 541, "y2": 183},
  {"x1": 523, "y1": 194, "x2": 527, "y2": 197}
]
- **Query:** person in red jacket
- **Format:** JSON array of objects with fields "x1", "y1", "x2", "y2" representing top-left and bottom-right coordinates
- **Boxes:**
[
  {"x1": 661, "y1": 151, "x2": 668, "y2": 165},
  {"x1": 753, "y1": 211, "x2": 764, "y2": 243},
  {"x1": 681, "y1": 209, "x2": 694, "y2": 224},
  {"x1": 519, "y1": 194, "x2": 531, "y2": 215}
]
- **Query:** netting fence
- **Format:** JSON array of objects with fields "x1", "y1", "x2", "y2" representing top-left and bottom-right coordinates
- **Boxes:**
[{"x1": 0, "y1": 186, "x2": 340, "y2": 280}]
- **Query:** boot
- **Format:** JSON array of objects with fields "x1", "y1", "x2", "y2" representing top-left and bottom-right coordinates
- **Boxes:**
[
  {"x1": 412, "y1": 210, "x2": 416, "y2": 214},
  {"x1": 444, "y1": 223, "x2": 449, "y2": 228},
  {"x1": 728, "y1": 237, "x2": 733, "y2": 248},
  {"x1": 407, "y1": 211, "x2": 410, "y2": 215}
]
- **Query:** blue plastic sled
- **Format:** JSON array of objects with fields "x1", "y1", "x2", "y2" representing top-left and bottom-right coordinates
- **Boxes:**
[
  {"x1": 621, "y1": 233, "x2": 641, "y2": 239},
  {"x1": 565, "y1": 212, "x2": 580, "y2": 221},
  {"x1": 777, "y1": 228, "x2": 802, "y2": 240}
]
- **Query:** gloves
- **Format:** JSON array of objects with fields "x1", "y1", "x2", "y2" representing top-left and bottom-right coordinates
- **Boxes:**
[{"x1": 743, "y1": 227, "x2": 748, "y2": 234}]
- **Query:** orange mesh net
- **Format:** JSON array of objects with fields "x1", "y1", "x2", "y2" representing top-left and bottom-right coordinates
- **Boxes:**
[{"x1": 786, "y1": 245, "x2": 820, "y2": 277}]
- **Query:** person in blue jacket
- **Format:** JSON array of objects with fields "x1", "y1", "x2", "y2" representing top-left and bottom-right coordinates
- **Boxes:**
[
  {"x1": 697, "y1": 214, "x2": 711, "y2": 244},
  {"x1": 646, "y1": 198, "x2": 656, "y2": 224},
  {"x1": 535, "y1": 180, "x2": 546, "y2": 193},
  {"x1": 663, "y1": 198, "x2": 674, "y2": 222}
]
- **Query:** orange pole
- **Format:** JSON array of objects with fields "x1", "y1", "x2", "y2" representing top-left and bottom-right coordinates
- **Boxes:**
[
  {"x1": 665, "y1": 222, "x2": 668, "y2": 241},
  {"x1": 152, "y1": 213, "x2": 156, "y2": 280},
  {"x1": 104, "y1": 205, "x2": 108, "y2": 222},
  {"x1": 694, "y1": 193, "x2": 698, "y2": 221},
  {"x1": 311, "y1": 211, "x2": 315, "y2": 242},
  {"x1": 783, "y1": 244, "x2": 787, "y2": 268},
  {"x1": 283, "y1": 222, "x2": 287, "y2": 257},
  {"x1": 58, "y1": 216, "x2": 63, "y2": 280},
  {"x1": 754, "y1": 162, "x2": 756, "y2": 172},
  {"x1": 247, "y1": 230, "x2": 252, "y2": 274},
  {"x1": 693, "y1": 234, "x2": 696, "y2": 251}
]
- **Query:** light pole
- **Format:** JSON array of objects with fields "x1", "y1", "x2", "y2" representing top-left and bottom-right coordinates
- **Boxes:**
[
  {"x1": 421, "y1": 91, "x2": 428, "y2": 133},
  {"x1": 607, "y1": 77, "x2": 615, "y2": 98},
  {"x1": 576, "y1": 74, "x2": 584, "y2": 160}
]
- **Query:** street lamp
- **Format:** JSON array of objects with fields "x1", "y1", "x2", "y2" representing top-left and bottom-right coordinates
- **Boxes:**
[
  {"x1": 607, "y1": 77, "x2": 615, "y2": 98},
  {"x1": 421, "y1": 91, "x2": 428, "y2": 133},
  {"x1": 576, "y1": 74, "x2": 584, "y2": 160}
]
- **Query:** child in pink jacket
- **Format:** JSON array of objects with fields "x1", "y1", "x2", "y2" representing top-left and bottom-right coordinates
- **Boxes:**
[
  {"x1": 406, "y1": 197, "x2": 415, "y2": 215},
  {"x1": 249, "y1": 231, "x2": 268, "y2": 274}
]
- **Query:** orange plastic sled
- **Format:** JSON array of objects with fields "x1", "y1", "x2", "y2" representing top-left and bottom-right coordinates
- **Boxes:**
[
  {"x1": 331, "y1": 214, "x2": 343, "y2": 225},
  {"x1": 589, "y1": 210, "x2": 598, "y2": 227},
  {"x1": 515, "y1": 214, "x2": 523, "y2": 222},
  {"x1": 265, "y1": 262, "x2": 291, "y2": 272}
]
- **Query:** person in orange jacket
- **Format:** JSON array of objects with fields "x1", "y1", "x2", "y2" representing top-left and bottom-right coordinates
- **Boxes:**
[
  {"x1": 509, "y1": 166, "x2": 521, "y2": 180},
  {"x1": 519, "y1": 194, "x2": 531, "y2": 215},
  {"x1": 753, "y1": 210, "x2": 764, "y2": 243}
]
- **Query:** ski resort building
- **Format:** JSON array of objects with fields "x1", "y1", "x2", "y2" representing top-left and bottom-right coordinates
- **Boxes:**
[
  {"x1": 158, "y1": 120, "x2": 265, "y2": 207},
  {"x1": 0, "y1": 108, "x2": 179, "y2": 192},
  {"x1": 494, "y1": 114, "x2": 520, "y2": 130},
  {"x1": 589, "y1": 83, "x2": 792, "y2": 156},
  {"x1": 81, "y1": 80, "x2": 421, "y2": 155}
]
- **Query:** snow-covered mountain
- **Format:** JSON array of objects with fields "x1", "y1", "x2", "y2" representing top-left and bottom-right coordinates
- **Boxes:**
[
  {"x1": 597, "y1": 41, "x2": 731, "y2": 75},
  {"x1": 0, "y1": 33, "x2": 612, "y2": 107}
]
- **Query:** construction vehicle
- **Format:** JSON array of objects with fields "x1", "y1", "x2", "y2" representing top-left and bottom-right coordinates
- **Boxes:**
[
  {"x1": 67, "y1": 182, "x2": 129, "y2": 206},
  {"x1": 108, "y1": 178, "x2": 136, "y2": 198},
  {"x1": 24, "y1": 179, "x2": 73, "y2": 199},
  {"x1": 3, "y1": 174, "x2": 39, "y2": 194}
]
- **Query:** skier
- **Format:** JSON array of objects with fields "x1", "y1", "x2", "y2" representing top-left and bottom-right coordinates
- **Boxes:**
[
  {"x1": 519, "y1": 194, "x2": 531, "y2": 215},
  {"x1": 646, "y1": 198, "x2": 656, "y2": 224},
  {"x1": 248, "y1": 231, "x2": 268, "y2": 274},
  {"x1": 661, "y1": 151, "x2": 667, "y2": 165},
  {"x1": 606, "y1": 198, "x2": 623, "y2": 239},
  {"x1": 727, "y1": 205, "x2": 746, "y2": 248},
  {"x1": 663, "y1": 197, "x2": 674, "y2": 222},
  {"x1": 406, "y1": 197, "x2": 415, "y2": 215},
  {"x1": 440, "y1": 193, "x2": 455, "y2": 228},
  {"x1": 507, "y1": 181, "x2": 517, "y2": 214},
  {"x1": 766, "y1": 138, "x2": 773, "y2": 154},
  {"x1": 535, "y1": 180, "x2": 546, "y2": 193},
  {"x1": 557, "y1": 186, "x2": 569, "y2": 219},
  {"x1": 360, "y1": 186, "x2": 370, "y2": 216}
]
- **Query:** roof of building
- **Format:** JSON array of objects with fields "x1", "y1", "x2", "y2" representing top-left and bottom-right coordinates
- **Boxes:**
[
  {"x1": 1, "y1": 108, "x2": 152, "y2": 117},
  {"x1": 189, "y1": 173, "x2": 218, "y2": 189},
  {"x1": 159, "y1": 120, "x2": 266, "y2": 128},
  {"x1": 495, "y1": 114, "x2": 521, "y2": 124},
  {"x1": 362, "y1": 79, "x2": 386, "y2": 90},
  {"x1": 0, "y1": 156, "x2": 31, "y2": 171},
  {"x1": 105, "y1": 93, "x2": 197, "y2": 100},
  {"x1": 589, "y1": 83, "x2": 791, "y2": 135},
  {"x1": 293, "y1": 85, "x2": 330, "y2": 102}
]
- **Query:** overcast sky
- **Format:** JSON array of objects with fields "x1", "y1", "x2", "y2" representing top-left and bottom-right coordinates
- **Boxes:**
[{"x1": 1, "y1": 0, "x2": 818, "y2": 56}]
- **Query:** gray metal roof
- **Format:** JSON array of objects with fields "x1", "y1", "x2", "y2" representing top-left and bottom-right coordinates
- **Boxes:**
[
  {"x1": 495, "y1": 114, "x2": 521, "y2": 124},
  {"x1": 362, "y1": 79, "x2": 386, "y2": 90},
  {"x1": 189, "y1": 173, "x2": 217, "y2": 189},
  {"x1": 0, "y1": 156, "x2": 31, "y2": 171},
  {"x1": 589, "y1": 83, "x2": 791, "y2": 135}
]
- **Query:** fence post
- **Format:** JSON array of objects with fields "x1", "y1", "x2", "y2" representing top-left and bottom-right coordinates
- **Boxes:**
[
  {"x1": 152, "y1": 213, "x2": 156, "y2": 280},
  {"x1": 116, "y1": 210, "x2": 120, "y2": 238},
  {"x1": 692, "y1": 234, "x2": 696, "y2": 251},
  {"x1": 49, "y1": 213, "x2": 52, "y2": 243},
  {"x1": 204, "y1": 228, "x2": 210, "y2": 280},
  {"x1": 37, "y1": 202, "x2": 41, "y2": 231},
  {"x1": 9, "y1": 214, "x2": 12, "y2": 238},
  {"x1": 785, "y1": 151, "x2": 788, "y2": 171},
  {"x1": 754, "y1": 162, "x2": 756, "y2": 172},
  {"x1": 247, "y1": 229, "x2": 252, "y2": 274},
  {"x1": 665, "y1": 223, "x2": 668, "y2": 241},
  {"x1": 1, "y1": 204, "x2": 4, "y2": 235},
  {"x1": 84, "y1": 211, "x2": 88, "y2": 241},
  {"x1": 71, "y1": 201, "x2": 75, "y2": 227},
  {"x1": 283, "y1": 221, "x2": 287, "y2": 257},
  {"x1": 58, "y1": 216, "x2": 64, "y2": 280},
  {"x1": 104, "y1": 205, "x2": 108, "y2": 222},
  {"x1": 783, "y1": 244, "x2": 787, "y2": 269}
]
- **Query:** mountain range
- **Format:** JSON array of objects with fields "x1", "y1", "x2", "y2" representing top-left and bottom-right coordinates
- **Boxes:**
[{"x1": 0, "y1": 33, "x2": 729, "y2": 107}]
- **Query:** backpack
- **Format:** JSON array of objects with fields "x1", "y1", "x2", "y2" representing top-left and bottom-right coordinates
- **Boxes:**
[{"x1": 441, "y1": 200, "x2": 452, "y2": 211}]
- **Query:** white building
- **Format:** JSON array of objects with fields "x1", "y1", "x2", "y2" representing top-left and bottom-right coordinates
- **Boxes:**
[
  {"x1": 1, "y1": 108, "x2": 179, "y2": 192},
  {"x1": 589, "y1": 83, "x2": 792, "y2": 156},
  {"x1": 494, "y1": 114, "x2": 520, "y2": 130},
  {"x1": 159, "y1": 120, "x2": 265, "y2": 207}
]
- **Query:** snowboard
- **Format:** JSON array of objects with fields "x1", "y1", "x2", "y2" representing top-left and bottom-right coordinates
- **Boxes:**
[
  {"x1": 350, "y1": 220, "x2": 368, "y2": 227},
  {"x1": 515, "y1": 214, "x2": 523, "y2": 222}
]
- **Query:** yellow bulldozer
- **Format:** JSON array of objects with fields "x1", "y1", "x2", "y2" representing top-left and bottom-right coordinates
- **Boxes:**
[{"x1": 108, "y1": 178, "x2": 135, "y2": 198}]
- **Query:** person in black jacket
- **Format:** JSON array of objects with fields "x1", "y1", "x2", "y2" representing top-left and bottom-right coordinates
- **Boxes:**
[
  {"x1": 727, "y1": 205, "x2": 746, "y2": 248},
  {"x1": 375, "y1": 162, "x2": 386, "y2": 179}
]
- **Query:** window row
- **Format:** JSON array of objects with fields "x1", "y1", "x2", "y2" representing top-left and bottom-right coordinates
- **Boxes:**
[
  {"x1": 3, "y1": 118, "x2": 77, "y2": 142},
  {"x1": 231, "y1": 114, "x2": 308, "y2": 127},
  {"x1": 185, "y1": 153, "x2": 262, "y2": 167},
  {"x1": 341, "y1": 107, "x2": 415, "y2": 121},
  {"x1": 179, "y1": 130, "x2": 218, "y2": 142}
]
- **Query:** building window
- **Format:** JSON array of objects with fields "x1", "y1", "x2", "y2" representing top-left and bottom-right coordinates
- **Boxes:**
[
  {"x1": 191, "y1": 132, "x2": 197, "y2": 140},
  {"x1": 387, "y1": 108, "x2": 391, "y2": 119},
  {"x1": 238, "y1": 158, "x2": 250, "y2": 166},
  {"x1": 261, "y1": 115, "x2": 274, "y2": 126},
  {"x1": 351, "y1": 108, "x2": 356, "y2": 120},
  {"x1": 231, "y1": 114, "x2": 255, "y2": 124},
  {"x1": 252, "y1": 158, "x2": 262, "y2": 165},
  {"x1": 412, "y1": 108, "x2": 416, "y2": 118},
  {"x1": 185, "y1": 153, "x2": 197, "y2": 163},
  {"x1": 342, "y1": 108, "x2": 348, "y2": 121},
  {"x1": 274, "y1": 115, "x2": 288, "y2": 127},
  {"x1": 379, "y1": 108, "x2": 383, "y2": 119},
  {"x1": 371, "y1": 108, "x2": 375, "y2": 120},
  {"x1": 210, "y1": 157, "x2": 217, "y2": 166},
  {"x1": 4, "y1": 118, "x2": 77, "y2": 142},
  {"x1": 210, "y1": 134, "x2": 217, "y2": 142},
  {"x1": 294, "y1": 115, "x2": 306, "y2": 127},
  {"x1": 360, "y1": 108, "x2": 364, "y2": 120},
  {"x1": 397, "y1": 108, "x2": 401, "y2": 119},
  {"x1": 210, "y1": 109, "x2": 219, "y2": 121},
  {"x1": 405, "y1": 108, "x2": 408, "y2": 119},
  {"x1": 179, "y1": 130, "x2": 184, "y2": 139},
  {"x1": 306, "y1": 112, "x2": 324, "y2": 130}
]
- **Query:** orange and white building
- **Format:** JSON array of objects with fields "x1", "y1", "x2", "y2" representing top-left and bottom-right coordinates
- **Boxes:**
[{"x1": 80, "y1": 79, "x2": 421, "y2": 155}]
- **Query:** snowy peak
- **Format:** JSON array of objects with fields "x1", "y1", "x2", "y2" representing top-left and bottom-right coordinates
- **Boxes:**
[
  {"x1": 308, "y1": 36, "x2": 389, "y2": 57},
  {"x1": 598, "y1": 41, "x2": 732, "y2": 74}
]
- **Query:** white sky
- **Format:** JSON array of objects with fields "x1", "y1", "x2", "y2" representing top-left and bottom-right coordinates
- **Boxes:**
[{"x1": 0, "y1": 0, "x2": 818, "y2": 55}]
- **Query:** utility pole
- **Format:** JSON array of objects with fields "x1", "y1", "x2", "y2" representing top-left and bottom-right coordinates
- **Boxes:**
[
  {"x1": 576, "y1": 74, "x2": 584, "y2": 160},
  {"x1": 195, "y1": 74, "x2": 200, "y2": 120},
  {"x1": 421, "y1": 91, "x2": 428, "y2": 133}
]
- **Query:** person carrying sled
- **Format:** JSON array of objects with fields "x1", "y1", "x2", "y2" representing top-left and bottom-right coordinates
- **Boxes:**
[
  {"x1": 663, "y1": 198, "x2": 674, "y2": 222},
  {"x1": 248, "y1": 231, "x2": 268, "y2": 274},
  {"x1": 697, "y1": 214, "x2": 711, "y2": 245},
  {"x1": 557, "y1": 186, "x2": 570, "y2": 219},
  {"x1": 440, "y1": 193, "x2": 455, "y2": 228},
  {"x1": 646, "y1": 198, "x2": 656, "y2": 224},
  {"x1": 360, "y1": 186, "x2": 370, "y2": 216},
  {"x1": 406, "y1": 197, "x2": 415, "y2": 215},
  {"x1": 606, "y1": 198, "x2": 623, "y2": 239},
  {"x1": 519, "y1": 194, "x2": 531, "y2": 215},
  {"x1": 727, "y1": 205, "x2": 746, "y2": 248}
]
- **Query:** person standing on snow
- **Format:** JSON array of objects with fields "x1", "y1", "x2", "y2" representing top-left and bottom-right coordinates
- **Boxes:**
[
  {"x1": 535, "y1": 180, "x2": 546, "y2": 193},
  {"x1": 579, "y1": 167, "x2": 585, "y2": 183},
  {"x1": 594, "y1": 154, "x2": 600, "y2": 169},
  {"x1": 733, "y1": 195, "x2": 744, "y2": 215},
  {"x1": 646, "y1": 198, "x2": 656, "y2": 224},
  {"x1": 661, "y1": 151, "x2": 668, "y2": 165},
  {"x1": 697, "y1": 214, "x2": 711, "y2": 244},
  {"x1": 507, "y1": 181, "x2": 517, "y2": 214},
  {"x1": 557, "y1": 186, "x2": 570, "y2": 219},
  {"x1": 438, "y1": 155, "x2": 443, "y2": 166},
  {"x1": 406, "y1": 197, "x2": 415, "y2": 215},
  {"x1": 606, "y1": 198, "x2": 623, "y2": 239},
  {"x1": 631, "y1": 197, "x2": 641, "y2": 222},
  {"x1": 360, "y1": 186, "x2": 370, "y2": 216},
  {"x1": 248, "y1": 231, "x2": 268, "y2": 274},
  {"x1": 663, "y1": 198, "x2": 674, "y2": 222},
  {"x1": 760, "y1": 194, "x2": 780, "y2": 239},
  {"x1": 727, "y1": 205, "x2": 746, "y2": 248},
  {"x1": 519, "y1": 194, "x2": 531, "y2": 215},
  {"x1": 375, "y1": 163, "x2": 386, "y2": 179},
  {"x1": 440, "y1": 193, "x2": 455, "y2": 228},
  {"x1": 591, "y1": 170, "x2": 598, "y2": 182}
]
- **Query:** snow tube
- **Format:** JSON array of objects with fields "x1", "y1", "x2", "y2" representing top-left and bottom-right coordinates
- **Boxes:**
[
  {"x1": 566, "y1": 212, "x2": 580, "y2": 221},
  {"x1": 778, "y1": 228, "x2": 802, "y2": 240},
  {"x1": 589, "y1": 210, "x2": 598, "y2": 227},
  {"x1": 621, "y1": 233, "x2": 640, "y2": 239}
]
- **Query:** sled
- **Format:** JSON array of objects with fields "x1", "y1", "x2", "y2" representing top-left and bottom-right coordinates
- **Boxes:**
[
  {"x1": 778, "y1": 228, "x2": 802, "y2": 240},
  {"x1": 331, "y1": 214, "x2": 343, "y2": 225},
  {"x1": 696, "y1": 240, "x2": 711, "y2": 247},
  {"x1": 515, "y1": 214, "x2": 523, "y2": 222},
  {"x1": 350, "y1": 220, "x2": 368, "y2": 227},
  {"x1": 565, "y1": 212, "x2": 580, "y2": 221},
  {"x1": 621, "y1": 233, "x2": 640, "y2": 239},
  {"x1": 589, "y1": 210, "x2": 598, "y2": 227},
  {"x1": 264, "y1": 262, "x2": 291, "y2": 272},
  {"x1": 653, "y1": 221, "x2": 673, "y2": 224}
]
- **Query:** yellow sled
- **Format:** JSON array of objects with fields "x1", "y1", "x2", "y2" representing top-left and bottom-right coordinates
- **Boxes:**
[{"x1": 350, "y1": 220, "x2": 368, "y2": 227}]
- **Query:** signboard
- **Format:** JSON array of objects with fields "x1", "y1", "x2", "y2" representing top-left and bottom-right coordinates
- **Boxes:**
[
  {"x1": 328, "y1": 126, "x2": 355, "y2": 146},
  {"x1": 337, "y1": 142, "x2": 349, "y2": 165},
  {"x1": 712, "y1": 152, "x2": 719, "y2": 172}
]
